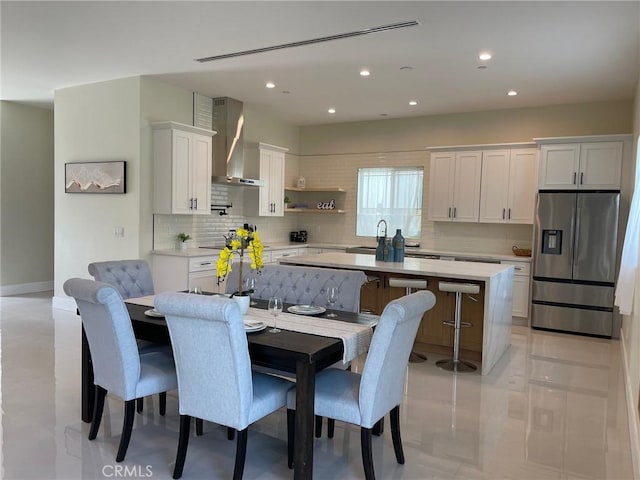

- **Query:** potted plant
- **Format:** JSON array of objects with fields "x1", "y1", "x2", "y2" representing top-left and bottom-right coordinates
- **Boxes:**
[
  {"x1": 177, "y1": 233, "x2": 191, "y2": 251},
  {"x1": 284, "y1": 195, "x2": 291, "y2": 209},
  {"x1": 216, "y1": 227, "x2": 264, "y2": 314}
]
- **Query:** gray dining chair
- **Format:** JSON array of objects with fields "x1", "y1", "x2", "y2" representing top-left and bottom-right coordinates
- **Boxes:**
[
  {"x1": 155, "y1": 292, "x2": 294, "y2": 480},
  {"x1": 226, "y1": 262, "x2": 367, "y2": 438},
  {"x1": 63, "y1": 278, "x2": 178, "y2": 462},
  {"x1": 88, "y1": 258, "x2": 169, "y2": 413},
  {"x1": 88, "y1": 259, "x2": 155, "y2": 299},
  {"x1": 286, "y1": 290, "x2": 436, "y2": 479}
]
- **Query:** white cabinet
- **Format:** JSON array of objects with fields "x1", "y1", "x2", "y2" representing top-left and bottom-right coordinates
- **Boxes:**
[
  {"x1": 480, "y1": 149, "x2": 538, "y2": 224},
  {"x1": 502, "y1": 260, "x2": 531, "y2": 318},
  {"x1": 428, "y1": 151, "x2": 482, "y2": 222},
  {"x1": 152, "y1": 122, "x2": 216, "y2": 215},
  {"x1": 270, "y1": 248, "x2": 300, "y2": 263},
  {"x1": 245, "y1": 143, "x2": 288, "y2": 217},
  {"x1": 538, "y1": 142, "x2": 622, "y2": 190},
  {"x1": 152, "y1": 252, "x2": 224, "y2": 294}
]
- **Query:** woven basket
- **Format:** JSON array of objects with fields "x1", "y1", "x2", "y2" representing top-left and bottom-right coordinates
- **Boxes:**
[{"x1": 512, "y1": 246, "x2": 532, "y2": 257}]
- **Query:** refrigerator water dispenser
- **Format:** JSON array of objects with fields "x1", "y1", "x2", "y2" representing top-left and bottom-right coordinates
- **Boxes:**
[{"x1": 541, "y1": 230, "x2": 562, "y2": 254}]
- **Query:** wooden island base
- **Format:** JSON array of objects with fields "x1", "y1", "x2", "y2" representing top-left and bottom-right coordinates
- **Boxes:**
[{"x1": 281, "y1": 252, "x2": 514, "y2": 375}]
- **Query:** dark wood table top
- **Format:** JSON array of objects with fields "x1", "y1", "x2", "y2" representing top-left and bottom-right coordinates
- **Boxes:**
[{"x1": 126, "y1": 298, "x2": 377, "y2": 374}]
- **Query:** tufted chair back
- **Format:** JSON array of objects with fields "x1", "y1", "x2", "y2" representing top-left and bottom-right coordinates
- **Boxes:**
[
  {"x1": 88, "y1": 259, "x2": 155, "y2": 299},
  {"x1": 225, "y1": 263, "x2": 367, "y2": 312}
]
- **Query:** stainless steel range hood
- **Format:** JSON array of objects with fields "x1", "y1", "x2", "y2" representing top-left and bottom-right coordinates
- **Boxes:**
[{"x1": 210, "y1": 97, "x2": 262, "y2": 186}]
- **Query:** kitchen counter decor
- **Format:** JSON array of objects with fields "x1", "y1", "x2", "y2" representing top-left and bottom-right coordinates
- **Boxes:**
[{"x1": 216, "y1": 227, "x2": 264, "y2": 306}]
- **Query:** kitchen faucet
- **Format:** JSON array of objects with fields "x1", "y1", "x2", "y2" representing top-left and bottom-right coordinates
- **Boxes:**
[{"x1": 376, "y1": 219, "x2": 388, "y2": 239}]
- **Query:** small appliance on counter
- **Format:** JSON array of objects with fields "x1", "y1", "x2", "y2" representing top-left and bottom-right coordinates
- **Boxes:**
[{"x1": 289, "y1": 231, "x2": 307, "y2": 243}]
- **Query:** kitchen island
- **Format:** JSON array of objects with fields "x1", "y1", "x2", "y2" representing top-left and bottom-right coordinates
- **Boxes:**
[{"x1": 280, "y1": 252, "x2": 514, "y2": 375}]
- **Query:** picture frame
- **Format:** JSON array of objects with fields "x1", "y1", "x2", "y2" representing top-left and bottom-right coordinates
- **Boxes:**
[{"x1": 65, "y1": 161, "x2": 126, "y2": 194}]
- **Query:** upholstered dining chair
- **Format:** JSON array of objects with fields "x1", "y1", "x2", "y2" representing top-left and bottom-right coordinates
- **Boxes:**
[
  {"x1": 154, "y1": 292, "x2": 294, "y2": 480},
  {"x1": 89, "y1": 259, "x2": 168, "y2": 413},
  {"x1": 286, "y1": 290, "x2": 436, "y2": 479},
  {"x1": 63, "y1": 278, "x2": 178, "y2": 462},
  {"x1": 226, "y1": 262, "x2": 367, "y2": 438},
  {"x1": 88, "y1": 259, "x2": 155, "y2": 299}
]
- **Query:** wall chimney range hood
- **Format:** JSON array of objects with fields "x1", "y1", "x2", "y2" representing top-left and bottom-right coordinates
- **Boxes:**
[{"x1": 210, "y1": 97, "x2": 262, "y2": 186}]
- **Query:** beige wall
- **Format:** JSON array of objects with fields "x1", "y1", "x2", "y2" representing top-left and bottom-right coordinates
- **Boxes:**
[
  {"x1": 300, "y1": 100, "x2": 633, "y2": 155},
  {"x1": 53, "y1": 77, "x2": 143, "y2": 303},
  {"x1": 0, "y1": 102, "x2": 54, "y2": 293}
]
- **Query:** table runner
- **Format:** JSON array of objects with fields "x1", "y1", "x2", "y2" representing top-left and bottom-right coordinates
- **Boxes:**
[
  {"x1": 126, "y1": 295, "x2": 374, "y2": 364},
  {"x1": 125, "y1": 295, "x2": 156, "y2": 308},
  {"x1": 245, "y1": 308, "x2": 373, "y2": 364}
]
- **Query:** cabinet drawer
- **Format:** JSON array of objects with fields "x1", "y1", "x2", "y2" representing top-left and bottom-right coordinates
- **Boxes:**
[
  {"x1": 189, "y1": 256, "x2": 217, "y2": 272},
  {"x1": 271, "y1": 248, "x2": 300, "y2": 262},
  {"x1": 501, "y1": 260, "x2": 531, "y2": 276}
]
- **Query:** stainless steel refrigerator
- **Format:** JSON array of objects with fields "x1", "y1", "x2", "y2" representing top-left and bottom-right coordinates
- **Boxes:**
[{"x1": 532, "y1": 192, "x2": 619, "y2": 337}]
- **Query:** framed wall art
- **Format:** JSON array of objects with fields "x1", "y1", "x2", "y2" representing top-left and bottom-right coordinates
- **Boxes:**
[{"x1": 65, "y1": 161, "x2": 126, "y2": 194}]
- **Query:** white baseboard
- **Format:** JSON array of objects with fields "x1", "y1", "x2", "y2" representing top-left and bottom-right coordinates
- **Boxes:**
[
  {"x1": 52, "y1": 295, "x2": 77, "y2": 312},
  {"x1": 0, "y1": 281, "x2": 53, "y2": 296},
  {"x1": 620, "y1": 328, "x2": 640, "y2": 479}
]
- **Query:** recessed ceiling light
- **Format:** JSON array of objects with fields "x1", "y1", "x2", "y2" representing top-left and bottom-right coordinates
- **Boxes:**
[
  {"x1": 265, "y1": 82, "x2": 275, "y2": 89},
  {"x1": 479, "y1": 52, "x2": 492, "y2": 61},
  {"x1": 409, "y1": 100, "x2": 418, "y2": 106},
  {"x1": 360, "y1": 69, "x2": 371, "y2": 77},
  {"x1": 328, "y1": 108, "x2": 336, "y2": 114},
  {"x1": 507, "y1": 90, "x2": 518, "y2": 96}
]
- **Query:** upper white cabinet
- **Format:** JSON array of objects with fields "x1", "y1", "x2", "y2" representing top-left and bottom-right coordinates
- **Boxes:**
[
  {"x1": 538, "y1": 141, "x2": 622, "y2": 190},
  {"x1": 152, "y1": 122, "x2": 216, "y2": 215},
  {"x1": 428, "y1": 151, "x2": 482, "y2": 222},
  {"x1": 479, "y1": 149, "x2": 538, "y2": 224},
  {"x1": 244, "y1": 143, "x2": 288, "y2": 217}
]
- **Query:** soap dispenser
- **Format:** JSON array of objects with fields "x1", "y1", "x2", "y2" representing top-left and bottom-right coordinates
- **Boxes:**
[
  {"x1": 375, "y1": 235, "x2": 386, "y2": 261},
  {"x1": 392, "y1": 229, "x2": 405, "y2": 262}
]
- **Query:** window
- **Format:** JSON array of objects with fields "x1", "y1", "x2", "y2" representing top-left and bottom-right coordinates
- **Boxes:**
[{"x1": 356, "y1": 167, "x2": 423, "y2": 238}]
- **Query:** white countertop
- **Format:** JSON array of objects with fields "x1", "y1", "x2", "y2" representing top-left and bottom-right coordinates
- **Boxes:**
[
  {"x1": 152, "y1": 242, "x2": 531, "y2": 262},
  {"x1": 279, "y1": 252, "x2": 513, "y2": 281}
]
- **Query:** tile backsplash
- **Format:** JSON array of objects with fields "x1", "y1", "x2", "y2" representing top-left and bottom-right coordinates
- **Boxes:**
[{"x1": 153, "y1": 184, "x2": 298, "y2": 250}]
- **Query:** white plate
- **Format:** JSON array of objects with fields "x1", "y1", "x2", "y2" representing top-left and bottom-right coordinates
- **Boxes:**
[
  {"x1": 287, "y1": 305, "x2": 326, "y2": 315},
  {"x1": 244, "y1": 321, "x2": 266, "y2": 333},
  {"x1": 144, "y1": 308, "x2": 164, "y2": 318}
]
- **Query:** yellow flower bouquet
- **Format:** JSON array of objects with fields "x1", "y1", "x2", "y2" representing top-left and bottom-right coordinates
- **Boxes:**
[{"x1": 216, "y1": 227, "x2": 264, "y2": 295}]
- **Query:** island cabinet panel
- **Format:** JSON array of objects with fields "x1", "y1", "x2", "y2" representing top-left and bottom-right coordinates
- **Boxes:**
[{"x1": 361, "y1": 272, "x2": 485, "y2": 356}]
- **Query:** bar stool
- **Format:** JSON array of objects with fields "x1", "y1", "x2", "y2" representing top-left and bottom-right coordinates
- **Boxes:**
[
  {"x1": 388, "y1": 277, "x2": 428, "y2": 363},
  {"x1": 436, "y1": 281, "x2": 479, "y2": 372}
]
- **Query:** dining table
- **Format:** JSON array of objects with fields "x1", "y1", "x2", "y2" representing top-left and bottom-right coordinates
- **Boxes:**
[{"x1": 80, "y1": 294, "x2": 378, "y2": 480}]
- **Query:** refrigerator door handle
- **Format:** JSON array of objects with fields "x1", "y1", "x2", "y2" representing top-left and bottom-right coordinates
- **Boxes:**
[
  {"x1": 574, "y1": 205, "x2": 582, "y2": 266},
  {"x1": 569, "y1": 209, "x2": 576, "y2": 270}
]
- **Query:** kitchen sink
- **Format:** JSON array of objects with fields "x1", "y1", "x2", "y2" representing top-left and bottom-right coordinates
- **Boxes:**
[{"x1": 346, "y1": 246, "x2": 377, "y2": 254}]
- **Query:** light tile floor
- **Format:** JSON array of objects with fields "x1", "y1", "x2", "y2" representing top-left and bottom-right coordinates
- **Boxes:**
[{"x1": 0, "y1": 292, "x2": 634, "y2": 479}]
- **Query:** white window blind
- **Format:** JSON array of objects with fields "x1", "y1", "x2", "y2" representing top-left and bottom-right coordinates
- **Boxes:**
[{"x1": 356, "y1": 167, "x2": 423, "y2": 238}]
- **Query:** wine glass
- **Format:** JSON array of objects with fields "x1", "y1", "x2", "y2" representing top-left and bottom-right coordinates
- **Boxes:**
[
  {"x1": 268, "y1": 296, "x2": 283, "y2": 333},
  {"x1": 245, "y1": 276, "x2": 258, "y2": 306},
  {"x1": 325, "y1": 286, "x2": 339, "y2": 318}
]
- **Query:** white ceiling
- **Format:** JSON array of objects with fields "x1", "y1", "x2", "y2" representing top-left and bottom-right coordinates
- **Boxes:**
[{"x1": 2, "y1": 1, "x2": 639, "y2": 126}]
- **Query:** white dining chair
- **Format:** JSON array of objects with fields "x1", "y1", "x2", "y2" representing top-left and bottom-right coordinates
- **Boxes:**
[{"x1": 285, "y1": 290, "x2": 436, "y2": 479}]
